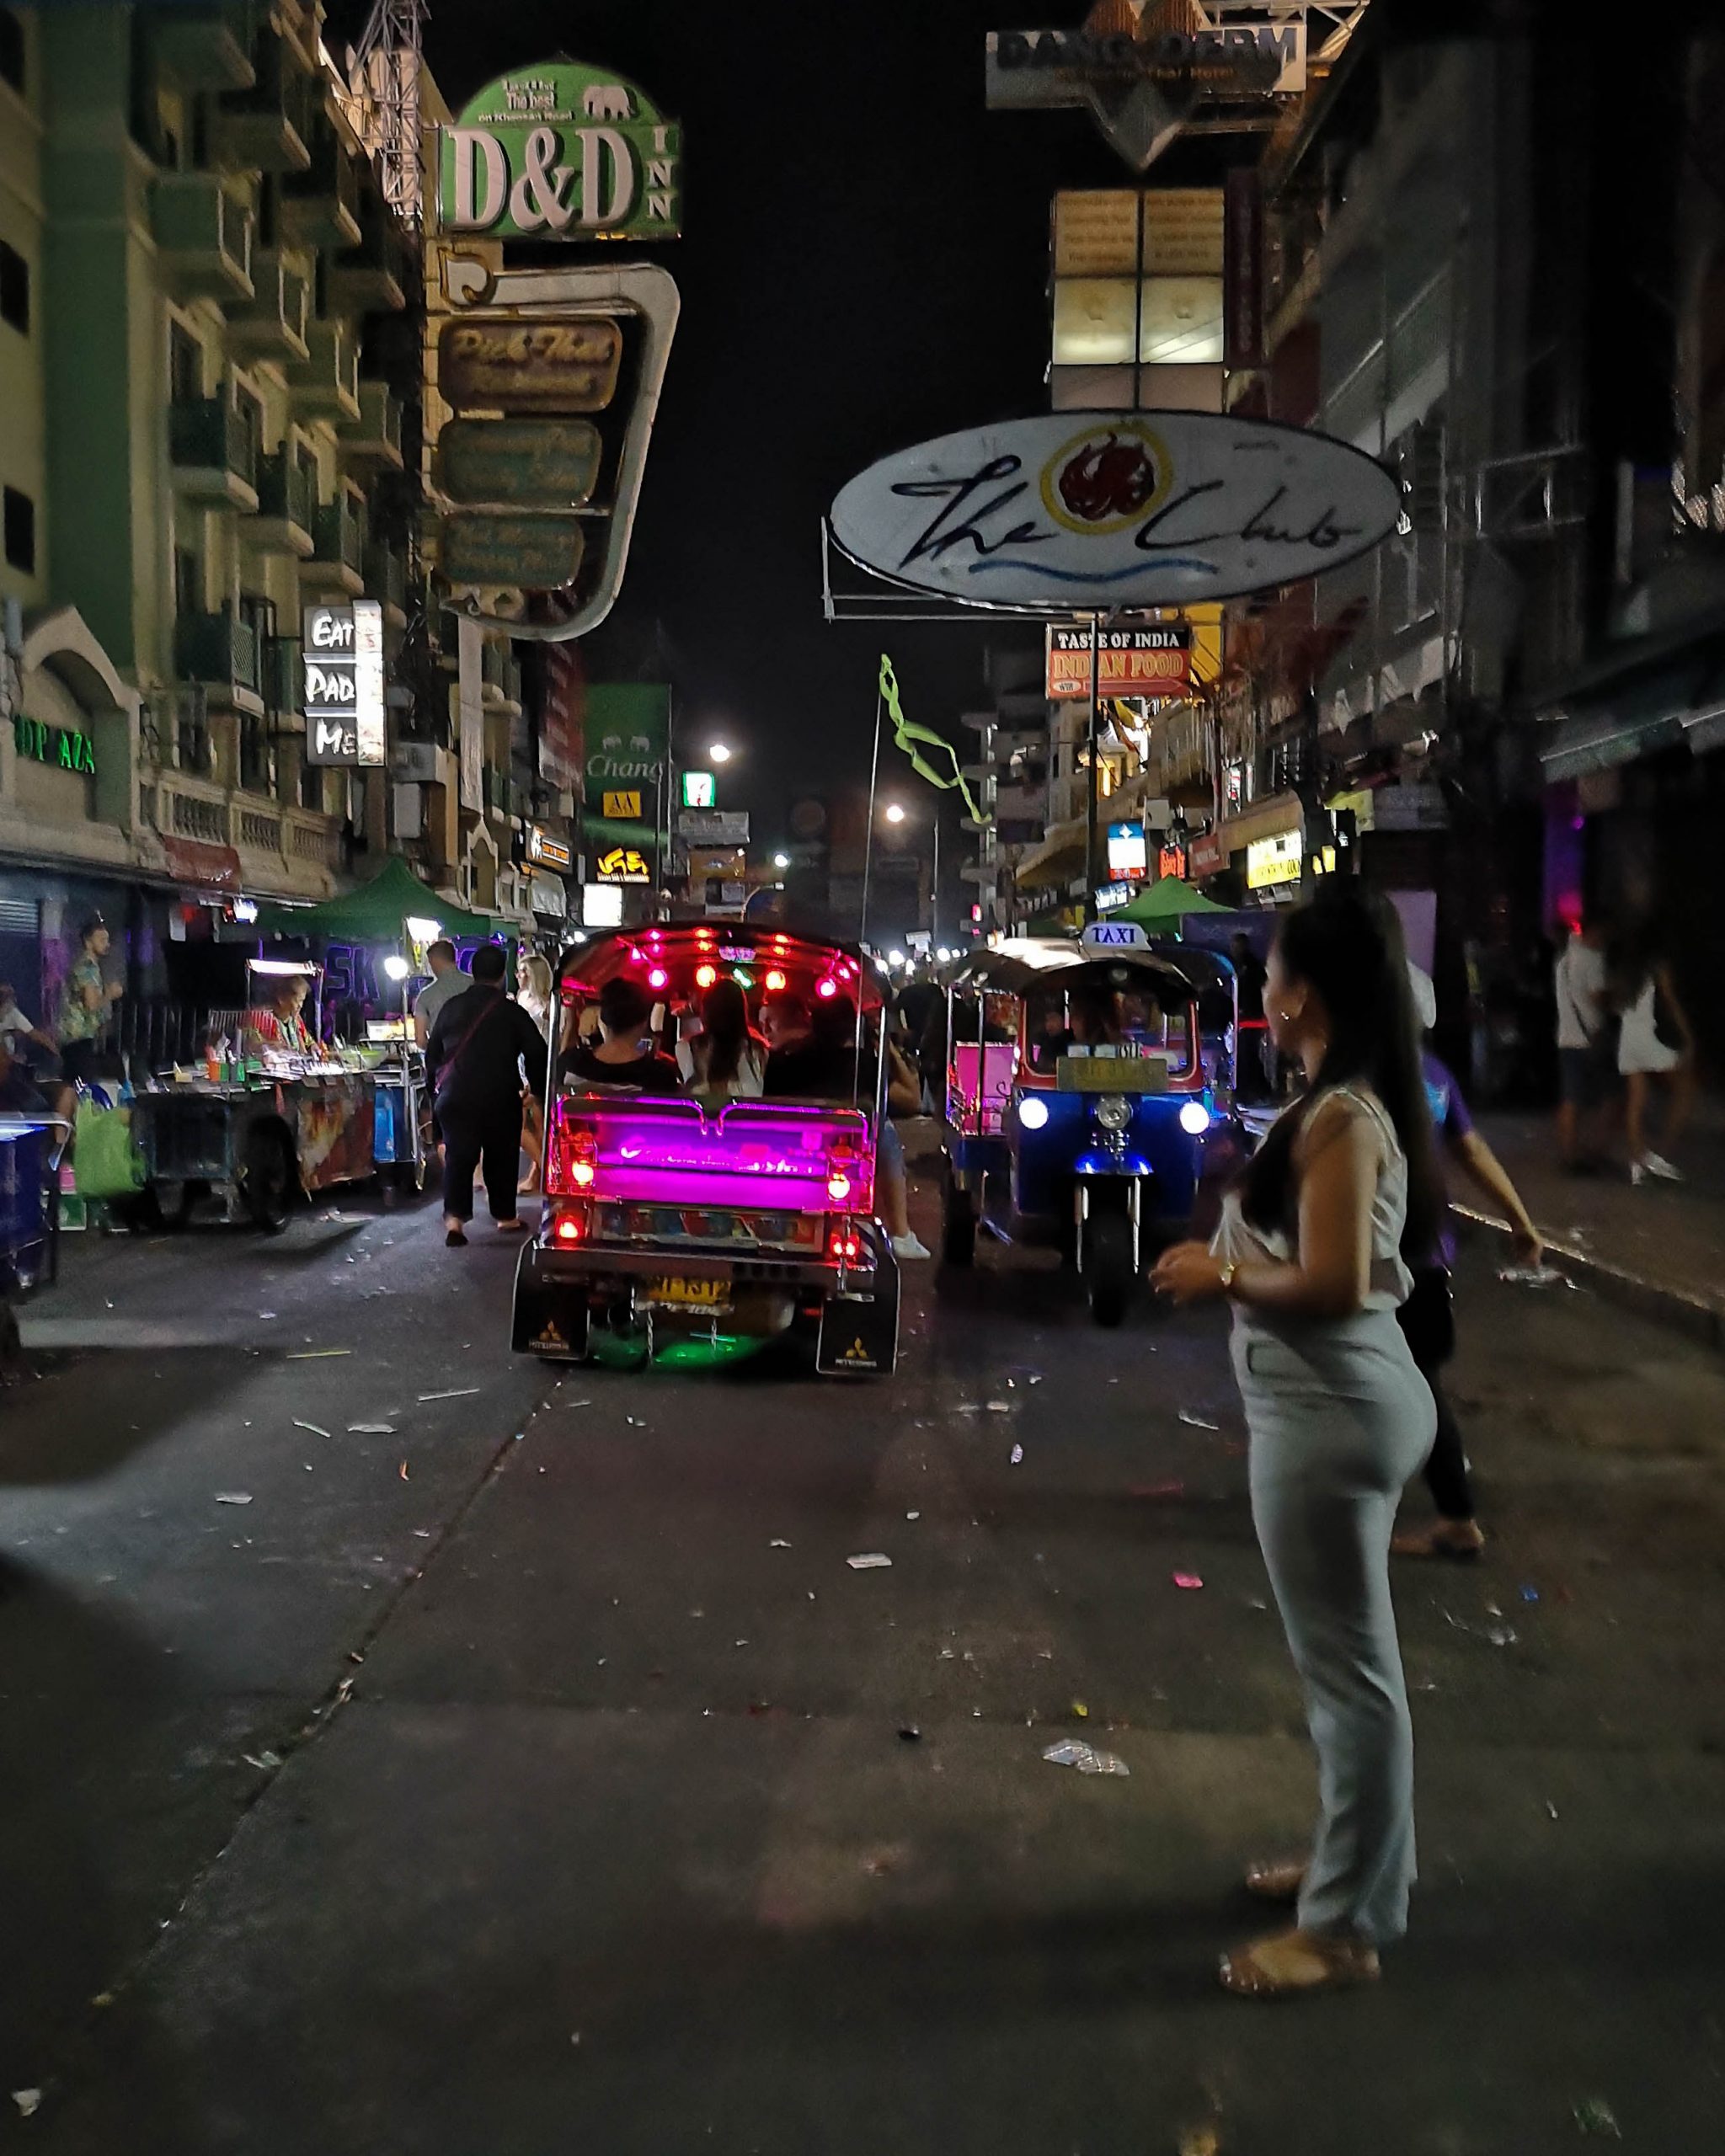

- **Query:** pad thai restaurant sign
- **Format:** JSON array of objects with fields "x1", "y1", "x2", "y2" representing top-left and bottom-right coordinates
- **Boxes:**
[
  {"x1": 832, "y1": 412, "x2": 1400, "y2": 611},
  {"x1": 438, "y1": 61, "x2": 681, "y2": 242}
]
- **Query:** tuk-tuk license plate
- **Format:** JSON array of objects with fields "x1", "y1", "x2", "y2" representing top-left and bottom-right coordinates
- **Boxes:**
[{"x1": 643, "y1": 1276, "x2": 732, "y2": 1312}]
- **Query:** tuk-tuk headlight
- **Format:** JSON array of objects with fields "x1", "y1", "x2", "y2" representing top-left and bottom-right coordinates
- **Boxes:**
[
  {"x1": 1095, "y1": 1094, "x2": 1131, "y2": 1133},
  {"x1": 1179, "y1": 1100, "x2": 1212, "y2": 1135},
  {"x1": 1017, "y1": 1095, "x2": 1050, "y2": 1131}
]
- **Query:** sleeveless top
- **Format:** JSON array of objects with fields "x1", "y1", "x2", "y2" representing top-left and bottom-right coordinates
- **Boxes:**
[{"x1": 1210, "y1": 1083, "x2": 1414, "y2": 1312}]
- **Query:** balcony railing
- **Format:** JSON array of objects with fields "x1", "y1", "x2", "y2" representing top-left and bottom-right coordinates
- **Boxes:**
[
  {"x1": 304, "y1": 498, "x2": 366, "y2": 591},
  {"x1": 327, "y1": 207, "x2": 410, "y2": 314},
  {"x1": 149, "y1": 173, "x2": 254, "y2": 302},
  {"x1": 227, "y1": 247, "x2": 310, "y2": 358},
  {"x1": 365, "y1": 540, "x2": 409, "y2": 622},
  {"x1": 174, "y1": 611, "x2": 261, "y2": 704},
  {"x1": 262, "y1": 634, "x2": 301, "y2": 714},
  {"x1": 288, "y1": 319, "x2": 360, "y2": 419},
  {"x1": 340, "y1": 378, "x2": 403, "y2": 468},
  {"x1": 168, "y1": 398, "x2": 258, "y2": 503},
  {"x1": 280, "y1": 116, "x2": 363, "y2": 248},
  {"x1": 250, "y1": 449, "x2": 313, "y2": 553},
  {"x1": 211, "y1": 24, "x2": 317, "y2": 174},
  {"x1": 149, "y1": 3, "x2": 257, "y2": 93}
]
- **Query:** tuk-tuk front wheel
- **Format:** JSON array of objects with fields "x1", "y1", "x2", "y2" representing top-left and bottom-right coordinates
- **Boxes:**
[
  {"x1": 1084, "y1": 1209, "x2": 1135, "y2": 1328},
  {"x1": 940, "y1": 1176, "x2": 977, "y2": 1267}
]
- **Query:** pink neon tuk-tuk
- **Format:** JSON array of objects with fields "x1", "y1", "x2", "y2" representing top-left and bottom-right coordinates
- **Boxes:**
[{"x1": 511, "y1": 923, "x2": 901, "y2": 1374}]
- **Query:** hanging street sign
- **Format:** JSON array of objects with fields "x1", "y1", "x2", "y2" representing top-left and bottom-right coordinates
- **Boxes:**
[
  {"x1": 1046, "y1": 622, "x2": 1191, "y2": 699},
  {"x1": 302, "y1": 600, "x2": 386, "y2": 766},
  {"x1": 681, "y1": 769, "x2": 716, "y2": 808},
  {"x1": 438, "y1": 319, "x2": 622, "y2": 414},
  {"x1": 595, "y1": 844, "x2": 652, "y2": 884},
  {"x1": 830, "y1": 410, "x2": 1400, "y2": 613},
  {"x1": 436, "y1": 419, "x2": 604, "y2": 510},
  {"x1": 986, "y1": 5, "x2": 1305, "y2": 172},
  {"x1": 677, "y1": 809, "x2": 750, "y2": 845},
  {"x1": 441, "y1": 514, "x2": 586, "y2": 593},
  {"x1": 437, "y1": 61, "x2": 682, "y2": 242}
]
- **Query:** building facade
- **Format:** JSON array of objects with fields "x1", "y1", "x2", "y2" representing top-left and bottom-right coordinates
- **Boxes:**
[{"x1": 0, "y1": 0, "x2": 427, "y2": 1015}]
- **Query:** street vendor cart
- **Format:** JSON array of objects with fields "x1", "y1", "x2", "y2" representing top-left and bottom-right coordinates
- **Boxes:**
[{"x1": 129, "y1": 961, "x2": 379, "y2": 1230}]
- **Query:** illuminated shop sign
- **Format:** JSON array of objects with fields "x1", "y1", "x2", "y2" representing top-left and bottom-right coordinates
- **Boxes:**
[
  {"x1": 13, "y1": 715, "x2": 96, "y2": 775},
  {"x1": 1245, "y1": 829, "x2": 1303, "y2": 890}
]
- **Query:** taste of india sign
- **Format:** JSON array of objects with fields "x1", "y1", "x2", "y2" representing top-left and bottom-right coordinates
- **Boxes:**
[{"x1": 438, "y1": 61, "x2": 681, "y2": 242}]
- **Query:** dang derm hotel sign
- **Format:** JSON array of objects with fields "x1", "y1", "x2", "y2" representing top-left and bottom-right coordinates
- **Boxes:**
[{"x1": 437, "y1": 61, "x2": 681, "y2": 242}]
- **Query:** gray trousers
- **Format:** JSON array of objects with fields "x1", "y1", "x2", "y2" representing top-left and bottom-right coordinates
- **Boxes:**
[{"x1": 1232, "y1": 1310, "x2": 1437, "y2": 1945}]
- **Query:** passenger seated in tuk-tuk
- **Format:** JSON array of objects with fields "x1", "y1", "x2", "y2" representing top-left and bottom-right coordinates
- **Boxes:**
[
  {"x1": 562, "y1": 978, "x2": 684, "y2": 1094},
  {"x1": 676, "y1": 979, "x2": 767, "y2": 1102},
  {"x1": 761, "y1": 992, "x2": 928, "y2": 1261}
]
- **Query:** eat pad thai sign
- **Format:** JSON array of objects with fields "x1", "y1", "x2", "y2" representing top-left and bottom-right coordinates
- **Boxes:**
[
  {"x1": 438, "y1": 61, "x2": 681, "y2": 242},
  {"x1": 830, "y1": 412, "x2": 1400, "y2": 611}
]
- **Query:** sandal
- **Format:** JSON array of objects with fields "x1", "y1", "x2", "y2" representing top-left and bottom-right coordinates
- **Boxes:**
[
  {"x1": 1391, "y1": 1524, "x2": 1484, "y2": 1561},
  {"x1": 1243, "y1": 1859, "x2": 1306, "y2": 1903},
  {"x1": 1219, "y1": 1929, "x2": 1380, "y2": 2000}
]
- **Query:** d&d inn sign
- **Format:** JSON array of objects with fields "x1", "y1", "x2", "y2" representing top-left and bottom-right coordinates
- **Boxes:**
[
  {"x1": 439, "y1": 62, "x2": 681, "y2": 243},
  {"x1": 13, "y1": 714, "x2": 96, "y2": 775}
]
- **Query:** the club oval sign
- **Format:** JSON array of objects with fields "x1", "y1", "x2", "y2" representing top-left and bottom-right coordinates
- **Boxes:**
[{"x1": 830, "y1": 411, "x2": 1401, "y2": 611}]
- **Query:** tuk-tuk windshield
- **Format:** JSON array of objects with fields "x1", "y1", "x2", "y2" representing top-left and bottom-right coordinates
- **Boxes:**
[{"x1": 1024, "y1": 977, "x2": 1195, "y2": 1079}]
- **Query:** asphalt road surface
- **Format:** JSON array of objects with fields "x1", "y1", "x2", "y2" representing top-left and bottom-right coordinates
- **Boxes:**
[{"x1": 3, "y1": 1159, "x2": 1722, "y2": 2154}]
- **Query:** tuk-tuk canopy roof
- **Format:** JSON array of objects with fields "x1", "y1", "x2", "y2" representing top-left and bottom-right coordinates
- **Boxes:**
[
  {"x1": 559, "y1": 923, "x2": 888, "y2": 1011},
  {"x1": 952, "y1": 941, "x2": 1208, "y2": 1005},
  {"x1": 251, "y1": 857, "x2": 505, "y2": 944}
]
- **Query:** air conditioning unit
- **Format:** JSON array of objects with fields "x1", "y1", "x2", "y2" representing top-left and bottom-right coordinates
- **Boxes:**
[{"x1": 393, "y1": 741, "x2": 440, "y2": 784}]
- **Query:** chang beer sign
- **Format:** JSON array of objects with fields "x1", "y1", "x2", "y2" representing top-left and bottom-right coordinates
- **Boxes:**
[{"x1": 439, "y1": 61, "x2": 681, "y2": 243}]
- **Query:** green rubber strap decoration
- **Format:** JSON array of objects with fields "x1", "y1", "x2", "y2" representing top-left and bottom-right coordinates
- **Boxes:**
[{"x1": 879, "y1": 654, "x2": 990, "y2": 825}]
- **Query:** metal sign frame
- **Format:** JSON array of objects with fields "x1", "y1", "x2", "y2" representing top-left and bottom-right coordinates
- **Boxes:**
[{"x1": 439, "y1": 258, "x2": 679, "y2": 642}]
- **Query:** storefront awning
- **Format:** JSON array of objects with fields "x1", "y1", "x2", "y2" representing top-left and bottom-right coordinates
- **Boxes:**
[
  {"x1": 1536, "y1": 617, "x2": 1725, "y2": 784},
  {"x1": 1012, "y1": 819, "x2": 1087, "y2": 893}
]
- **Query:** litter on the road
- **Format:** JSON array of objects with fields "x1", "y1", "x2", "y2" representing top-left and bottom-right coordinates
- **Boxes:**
[
  {"x1": 398, "y1": 1461, "x2": 409, "y2": 1481},
  {"x1": 291, "y1": 1420, "x2": 332, "y2": 1438},
  {"x1": 286, "y1": 1349, "x2": 352, "y2": 1360},
  {"x1": 12, "y1": 2090, "x2": 41, "y2": 2119},
  {"x1": 846, "y1": 1552, "x2": 893, "y2": 1570},
  {"x1": 1520, "y1": 1583, "x2": 1541, "y2": 1602},
  {"x1": 1010, "y1": 1443, "x2": 1024, "y2": 1465},
  {"x1": 1573, "y1": 2096, "x2": 1621, "y2": 2137},
  {"x1": 1498, "y1": 1263, "x2": 1578, "y2": 1289},
  {"x1": 898, "y1": 1726, "x2": 921, "y2": 1742},
  {"x1": 1177, "y1": 1408, "x2": 1220, "y2": 1431},
  {"x1": 243, "y1": 1750, "x2": 282, "y2": 1772},
  {"x1": 1042, "y1": 1738, "x2": 1130, "y2": 1776},
  {"x1": 347, "y1": 1423, "x2": 394, "y2": 1434},
  {"x1": 986, "y1": 1401, "x2": 1012, "y2": 1413},
  {"x1": 214, "y1": 1492, "x2": 254, "y2": 1506},
  {"x1": 1071, "y1": 1701, "x2": 1089, "y2": 1718},
  {"x1": 417, "y1": 1386, "x2": 481, "y2": 1402},
  {"x1": 1172, "y1": 1572, "x2": 1204, "y2": 1590},
  {"x1": 769, "y1": 1538, "x2": 793, "y2": 1548},
  {"x1": 905, "y1": 1510, "x2": 921, "y2": 1520},
  {"x1": 1178, "y1": 2130, "x2": 1221, "y2": 2156}
]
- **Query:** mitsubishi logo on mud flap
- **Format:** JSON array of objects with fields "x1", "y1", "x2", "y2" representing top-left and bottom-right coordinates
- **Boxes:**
[
  {"x1": 840, "y1": 1337, "x2": 876, "y2": 1366},
  {"x1": 534, "y1": 1321, "x2": 568, "y2": 1351}
]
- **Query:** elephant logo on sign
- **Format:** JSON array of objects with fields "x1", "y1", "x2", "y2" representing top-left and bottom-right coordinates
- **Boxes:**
[{"x1": 583, "y1": 83, "x2": 632, "y2": 120}]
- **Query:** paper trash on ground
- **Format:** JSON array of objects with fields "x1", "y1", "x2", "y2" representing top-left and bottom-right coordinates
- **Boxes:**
[
  {"x1": 846, "y1": 1552, "x2": 893, "y2": 1570},
  {"x1": 1042, "y1": 1739, "x2": 1130, "y2": 1776}
]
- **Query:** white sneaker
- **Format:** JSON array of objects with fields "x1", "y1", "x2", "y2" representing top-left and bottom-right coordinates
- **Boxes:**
[
  {"x1": 1641, "y1": 1150, "x2": 1684, "y2": 1182},
  {"x1": 889, "y1": 1231, "x2": 932, "y2": 1262},
  {"x1": 1630, "y1": 1161, "x2": 1647, "y2": 1187}
]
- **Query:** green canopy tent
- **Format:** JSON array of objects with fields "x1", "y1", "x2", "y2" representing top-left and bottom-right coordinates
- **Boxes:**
[
  {"x1": 249, "y1": 857, "x2": 505, "y2": 944},
  {"x1": 1114, "y1": 878, "x2": 1231, "y2": 930}
]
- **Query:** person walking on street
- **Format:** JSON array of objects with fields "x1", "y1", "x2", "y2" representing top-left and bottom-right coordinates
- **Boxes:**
[
  {"x1": 426, "y1": 944, "x2": 547, "y2": 1247},
  {"x1": 56, "y1": 916, "x2": 123, "y2": 1088},
  {"x1": 1392, "y1": 966, "x2": 1543, "y2": 1561},
  {"x1": 1151, "y1": 886, "x2": 1441, "y2": 1999},
  {"x1": 413, "y1": 940, "x2": 466, "y2": 1048},
  {"x1": 1552, "y1": 916, "x2": 1613, "y2": 1170},
  {"x1": 1613, "y1": 929, "x2": 1696, "y2": 1186},
  {"x1": 515, "y1": 951, "x2": 556, "y2": 1194}
]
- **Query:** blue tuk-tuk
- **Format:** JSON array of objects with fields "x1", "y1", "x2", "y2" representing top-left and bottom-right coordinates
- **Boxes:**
[{"x1": 940, "y1": 923, "x2": 1236, "y2": 1326}]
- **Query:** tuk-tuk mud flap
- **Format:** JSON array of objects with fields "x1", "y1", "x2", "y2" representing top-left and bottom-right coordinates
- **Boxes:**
[
  {"x1": 511, "y1": 1245, "x2": 591, "y2": 1361},
  {"x1": 816, "y1": 1241, "x2": 900, "y2": 1376}
]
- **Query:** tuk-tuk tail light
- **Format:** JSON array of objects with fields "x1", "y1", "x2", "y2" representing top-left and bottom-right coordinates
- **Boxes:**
[
  {"x1": 553, "y1": 1209, "x2": 589, "y2": 1246},
  {"x1": 828, "y1": 1222, "x2": 864, "y2": 1264},
  {"x1": 558, "y1": 1129, "x2": 600, "y2": 1190}
]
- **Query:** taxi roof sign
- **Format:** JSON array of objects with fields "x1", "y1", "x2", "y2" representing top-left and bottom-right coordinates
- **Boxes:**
[{"x1": 1081, "y1": 919, "x2": 1149, "y2": 953}]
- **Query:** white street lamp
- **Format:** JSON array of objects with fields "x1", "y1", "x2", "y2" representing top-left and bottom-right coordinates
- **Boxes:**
[
  {"x1": 884, "y1": 801, "x2": 906, "y2": 825},
  {"x1": 772, "y1": 851, "x2": 790, "y2": 870},
  {"x1": 708, "y1": 741, "x2": 734, "y2": 765}
]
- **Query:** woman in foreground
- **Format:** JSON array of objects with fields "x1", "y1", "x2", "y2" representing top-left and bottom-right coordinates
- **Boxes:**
[{"x1": 1151, "y1": 886, "x2": 1441, "y2": 1999}]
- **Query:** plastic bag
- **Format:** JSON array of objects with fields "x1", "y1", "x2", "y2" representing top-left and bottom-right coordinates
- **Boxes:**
[{"x1": 72, "y1": 1099, "x2": 146, "y2": 1199}]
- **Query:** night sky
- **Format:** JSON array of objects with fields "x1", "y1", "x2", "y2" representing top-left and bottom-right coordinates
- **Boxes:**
[{"x1": 334, "y1": 0, "x2": 1210, "y2": 838}]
